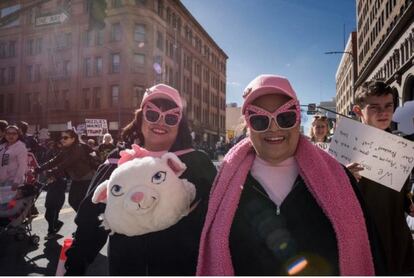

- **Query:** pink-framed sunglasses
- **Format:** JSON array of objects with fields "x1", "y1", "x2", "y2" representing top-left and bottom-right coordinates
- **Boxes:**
[
  {"x1": 244, "y1": 99, "x2": 300, "y2": 132},
  {"x1": 143, "y1": 101, "x2": 182, "y2": 127}
]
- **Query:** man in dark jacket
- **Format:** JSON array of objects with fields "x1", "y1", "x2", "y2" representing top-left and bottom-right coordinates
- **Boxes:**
[{"x1": 350, "y1": 80, "x2": 414, "y2": 275}]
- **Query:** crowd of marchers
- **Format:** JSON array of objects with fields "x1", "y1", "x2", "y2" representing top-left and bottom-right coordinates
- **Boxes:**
[{"x1": 0, "y1": 77, "x2": 413, "y2": 276}]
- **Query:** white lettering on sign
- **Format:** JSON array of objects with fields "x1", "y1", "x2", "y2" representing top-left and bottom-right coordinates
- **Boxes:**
[
  {"x1": 35, "y1": 13, "x2": 68, "y2": 26},
  {"x1": 328, "y1": 117, "x2": 414, "y2": 192},
  {"x1": 85, "y1": 119, "x2": 108, "y2": 136}
]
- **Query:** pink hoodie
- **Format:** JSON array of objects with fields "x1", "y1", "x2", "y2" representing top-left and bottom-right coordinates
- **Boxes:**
[{"x1": 0, "y1": 140, "x2": 28, "y2": 185}]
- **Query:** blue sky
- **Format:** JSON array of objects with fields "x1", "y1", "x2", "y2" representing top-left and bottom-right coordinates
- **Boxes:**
[{"x1": 181, "y1": 0, "x2": 356, "y2": 129}]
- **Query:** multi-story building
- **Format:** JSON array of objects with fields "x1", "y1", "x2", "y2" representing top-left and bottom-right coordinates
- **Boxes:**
[
  {"x1": 0, "y1": 0, "x2": 227, "y2": 146},
  {"x1": 355, "y1": 0, "x2": 414, "y2": 105},
  {"x1": 335, "y1": 32, "x2": 357, "y2": 116}
]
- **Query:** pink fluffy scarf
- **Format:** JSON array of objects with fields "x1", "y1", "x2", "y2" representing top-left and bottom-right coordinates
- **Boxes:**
[{"x1": 197, "y1": 136, "x2": 374, "y2": 276}]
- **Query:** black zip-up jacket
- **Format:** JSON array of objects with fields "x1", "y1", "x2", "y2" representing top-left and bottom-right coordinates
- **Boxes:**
[
  {"x1": 229, "y1": 169, "x2": 386, "y2": 275},
  {"x1": 64, "y1": 148, "x2": 216, "y2": 275}
]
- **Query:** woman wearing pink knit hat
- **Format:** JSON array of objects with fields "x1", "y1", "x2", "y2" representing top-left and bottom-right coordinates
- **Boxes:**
[
  {"x1": 64, "y1": 84, "x2": 216, "y2": 275},
  {"x1": 197, "y1": 74, "x2": 384, "y2": 275}
]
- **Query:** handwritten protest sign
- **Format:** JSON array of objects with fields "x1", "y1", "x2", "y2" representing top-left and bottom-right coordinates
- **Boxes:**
[
  {"x1": 328, "y1": 117, "x2": 414, "y2": 192},
  {"x1": 85, "y1": 119, "x2": 108, "y2": 136}
]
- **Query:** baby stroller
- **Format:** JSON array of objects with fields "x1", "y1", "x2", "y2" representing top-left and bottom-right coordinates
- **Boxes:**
[{"x1": 0, "y1": 153, "x2": 44, "y2": 245}]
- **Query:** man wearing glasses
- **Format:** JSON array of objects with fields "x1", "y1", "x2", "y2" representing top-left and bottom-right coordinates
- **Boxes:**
[{"x1": 350, "y1": 80, "x2": 414, "y2": 275}]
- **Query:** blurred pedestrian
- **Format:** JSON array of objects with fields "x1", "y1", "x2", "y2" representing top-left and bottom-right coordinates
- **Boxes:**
[
  {"x1": 36, "y1": 129, "x2": 95, "y2": 212},
  {"x1": 0, "y1": 120, "x2": 8, "y2": 141},
  {"x1": 0, "y1": 125, "x2": 28, "y2": 206},
  {"x1": 43, "y1": 140, "x2": 67, "y2": 240},
  {"x1": 97, "y1": 133, "x2": 116, "y2": 162},
  {"x1": 197, "y1": 74, "x2": 383, "y2": 275}
]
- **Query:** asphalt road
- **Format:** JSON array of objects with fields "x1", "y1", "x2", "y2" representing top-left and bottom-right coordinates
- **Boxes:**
[{"x1": 0, "y1": 191, "x2": 109, "y2": 276}]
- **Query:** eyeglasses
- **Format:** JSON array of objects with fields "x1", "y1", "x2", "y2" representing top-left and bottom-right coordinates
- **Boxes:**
[
  {"x1": 61, "y1": 136, "x2": 71, "y2": 140},
  {"x1": 244, "y1": 99, "x2": 300, "y2": 132},
  {"x1": 143, "y1": 101, "x2": 182, "y2": 127}
]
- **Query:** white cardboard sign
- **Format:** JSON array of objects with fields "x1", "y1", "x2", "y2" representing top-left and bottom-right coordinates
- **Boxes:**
[
  {"x1": 328, "y1": 117, "x2": 414, "y2": 192},
  {"x1": 85, "y1": 119, "x2": 108, "y2": 136}
]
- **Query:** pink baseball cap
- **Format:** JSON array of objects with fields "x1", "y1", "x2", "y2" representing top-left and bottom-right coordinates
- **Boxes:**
[
  {"x1": 140, "y1": 84, "x2": 183, "y2": 110},
  {"x1": 242, "y1": 74, "x2": 298, "y2": 113}
]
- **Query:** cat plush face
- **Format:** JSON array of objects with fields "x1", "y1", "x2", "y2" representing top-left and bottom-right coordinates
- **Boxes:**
[{"x1": 92, "y1": 153, "x2": 196, "y2": 237}]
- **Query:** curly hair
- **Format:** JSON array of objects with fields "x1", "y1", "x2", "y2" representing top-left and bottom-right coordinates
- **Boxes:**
[{"x1": 355, "y1": 80, "x2": 395, "y2": 108}]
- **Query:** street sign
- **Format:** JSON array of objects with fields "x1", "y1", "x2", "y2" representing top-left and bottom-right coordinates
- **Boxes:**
[
  {"x1": 35, "y1": 12, "x2": 68, "y2": 26},
  {"x1": 85, "y1": 119, "x2": 108, "y2": 136}
]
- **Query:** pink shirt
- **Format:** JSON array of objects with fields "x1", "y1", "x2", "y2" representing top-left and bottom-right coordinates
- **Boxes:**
[{"x1": 251, "y1": 156, "x2": 298, "y2": 206}]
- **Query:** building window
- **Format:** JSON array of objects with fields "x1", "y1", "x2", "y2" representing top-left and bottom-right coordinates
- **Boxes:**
[
  {"x1": 97, "y1": 29, "x2": 104, "y2": 45},
  {"x1": 83, "y1": 88, "x2": 90, "y2": 109},
  {"x1": 110, "y1": 85, "x2": 119, "y2": 107},
  {"x1": 111, "y1": 23, "x2": 122, "y2": 41},
  {"x1": 0, "y1": 42, "x2": 6, "y2": 58},
  {"x1": 156, "y1": 31, "x2": 163, "y2": 50},
  {"x1": 35, "y1": 38, "x2": 42, "y2": 54},
  {"x1": 93, "y1": 87, "x2": 101, "y2": 109},
  {"x1": 95, "y1": 57, "x2": 103, "y2": 75},
  {"x1": 62, "y1": 89, "x2": 70, "y2": 110},
  {"x1": 8, "y1": 41, "x2": 16, "y2": 57},
  {"x1": 155, "y1": 0, "x2": 163, "y2": 18},
  {"x1": 132, "y1": 86, "x2": 145, "y2": 107},
  {"x1": 25, "y1": 93, "x2": 32, "y2": 112},
  {"x1": 111, "y1": 53, "x2": 120, "y2": 73},
  {"x1": 112, "y1": 0, "x2": 122, "y2": 8},
  {"x1": 135, "y1": 0, "x2": 146, "y2": 5},
  {"x1": 8, "y1": 66, "x2": 15, "y2": 84},
  {"x1": 0, "y1": 94, "x2": 4, "y2": 113},
  {"x1": 0, "y1": 68, "x2": 6, "y2": 85},
  {"x1": 84, "y1": 30, "x2": 93, "y2": 46},
  {"x1": 6, "y1": 94, "x2": 14, "y2": 113},
  {"x1": 34, "y1": 65, "x2": 42, "y2": 82},
  {"x1": 84, "y1": 57, "x2": 93, "y2": 77},
  {"x1": 26, "y1": 39, "x2": 34, "y2": 55},
  {"x1": 134, "y1": 24, "x2": 146, "y2": 42},
  {"x1": 63, "y1": 60, "x2": 70, "y2": 77},
  {"x1": 133, "y1": 53, "x2": 145, "y2": 71},
  {"x1": 26, "y1": 65, "x2": 34, "y2": 82}
]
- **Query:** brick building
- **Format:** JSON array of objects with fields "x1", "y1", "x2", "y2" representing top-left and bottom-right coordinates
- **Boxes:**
[{"x1": 0, "y1": 0, "x2": 227, "y2": 145}]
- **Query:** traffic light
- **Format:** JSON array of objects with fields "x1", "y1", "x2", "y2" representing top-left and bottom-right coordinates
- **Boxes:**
[
  {"x1": 89, "y1": 0, "x2": 107, "y2": 30},
  {"x1": 307, "y1": 103, "x2": 317, "y2": 115}
]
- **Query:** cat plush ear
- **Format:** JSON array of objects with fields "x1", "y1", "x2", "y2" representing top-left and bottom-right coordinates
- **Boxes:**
[
  {"x1": 161, "y1": 153, "x2": 187, "y2": 176},
  {"x1": 92, "y1": 180, "x2": 109, "y2": 204}
]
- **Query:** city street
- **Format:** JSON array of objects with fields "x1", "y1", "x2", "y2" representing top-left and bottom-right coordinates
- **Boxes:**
[{"x1": 0, "y1": 191, "x2": 109, "y2": 276}]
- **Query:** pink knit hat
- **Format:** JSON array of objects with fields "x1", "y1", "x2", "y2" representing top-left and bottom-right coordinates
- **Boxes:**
[
  {"x1": 140, "y1": 84, "x2": 183, "y2": 110},
  {"x1": 242, "y1": 74, "x2": 298, "y2": 113}
]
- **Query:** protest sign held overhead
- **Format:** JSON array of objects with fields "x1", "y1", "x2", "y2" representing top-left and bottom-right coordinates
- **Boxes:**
[
  {"x1": 328, "y1": 117, "x2": 414, "y2": 192},
  {"x1": 85, "y1": 119, "x2": 108, "y2": 136}
]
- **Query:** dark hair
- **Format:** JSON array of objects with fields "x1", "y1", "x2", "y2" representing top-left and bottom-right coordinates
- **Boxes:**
[
  {"x1": 16, "y1": 121, "x2": 29, "y2": 134},
  {"x1": 355, "y1": 80, "x2": 395, "y2": 108},
  {"x1": 62, "y1": 129, "x2": 80, "y2": 145},
  {"x1": 121, "y1": 98, "x2": 192, "y2": 151},
  {"x1": 0, "y1": 120, "x2": 8, "y2": 133}
]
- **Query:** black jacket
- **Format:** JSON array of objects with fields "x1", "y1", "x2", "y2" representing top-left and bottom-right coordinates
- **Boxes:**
[
  {"x1": 229, "y1": 169, "x2": 386, "y2": 275},
  {"x1": 39, "y1": 143, "x2": 95, "y2": 181},
  {"x1": 65, "y1": 149, "x2": 216, "y2": 275}
]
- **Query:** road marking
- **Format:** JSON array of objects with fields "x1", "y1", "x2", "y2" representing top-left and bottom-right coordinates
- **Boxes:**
[{"x1": 32, "y1": 207, "x2": 74, "y2": 222}]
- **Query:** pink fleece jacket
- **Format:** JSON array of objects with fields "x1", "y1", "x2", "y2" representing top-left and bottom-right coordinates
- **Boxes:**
[
  {"x1": 197, "y1": 136, "x2": 374, "y2": 276},
  {"x1": 0, "y1": 141, "x2": 28, "y2": 185}
]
